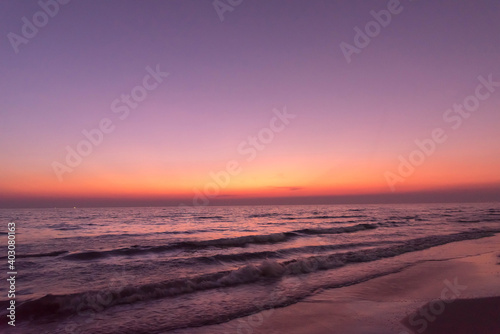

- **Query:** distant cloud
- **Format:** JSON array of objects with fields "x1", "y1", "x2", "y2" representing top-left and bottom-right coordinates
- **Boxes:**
[{"x1": 269, "y1": 186, "x2": 304, "y2": 192}]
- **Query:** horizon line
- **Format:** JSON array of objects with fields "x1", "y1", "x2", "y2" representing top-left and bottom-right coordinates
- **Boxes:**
[{"x1": 2, "y1": 187, "x2": 499, "y2": 209}]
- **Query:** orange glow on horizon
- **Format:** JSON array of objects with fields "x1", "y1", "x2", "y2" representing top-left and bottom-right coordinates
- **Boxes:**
[{"x1": 1, "y1": 147, "x2": 499, "y2": 204}]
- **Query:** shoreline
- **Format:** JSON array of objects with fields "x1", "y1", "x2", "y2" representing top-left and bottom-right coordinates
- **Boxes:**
[{"x1": 173, "y1": 233, "x2": 500, "y2": 334}]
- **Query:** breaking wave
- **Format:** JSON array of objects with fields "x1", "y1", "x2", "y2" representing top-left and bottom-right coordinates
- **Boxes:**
[
  {"x1": 63, "y1": 223, "x2": 379, "y2": 261},
  {"x1": 15, "y1": 229, "x2": 498, "y2": 321}
]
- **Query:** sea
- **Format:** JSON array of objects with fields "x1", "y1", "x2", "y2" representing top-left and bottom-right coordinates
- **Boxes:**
[{"x1": 1, "y1": 203, "x2": 500, "y2": 333}]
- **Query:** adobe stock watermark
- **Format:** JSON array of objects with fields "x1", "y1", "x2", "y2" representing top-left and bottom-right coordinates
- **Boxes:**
[
  {"x1": 192, "y1": 106, "x2": 295, "y2": 206},
  {"x1": 401, "y1": 277, "x2": 467, "y2": 334},
  {"x1": 52, "y1": 64, "x2": 169, "y2": 182},
  {"x1": 7, "y1": 0, "x2": 71, "y2": 54},
  {"x1": 385, "y1": 74, "x2": 500, "y2": 192},
  {"x1": 213, "y1": 0, "x2": 243, "y2": 22},
  {"x1": 339, "y1": 0, "x2": 417, "y2": 64}
]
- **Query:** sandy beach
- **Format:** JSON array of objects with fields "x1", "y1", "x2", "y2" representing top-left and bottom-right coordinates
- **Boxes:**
[{"x1": 175, "y1": 234, "x2": 500, "y2": 334}]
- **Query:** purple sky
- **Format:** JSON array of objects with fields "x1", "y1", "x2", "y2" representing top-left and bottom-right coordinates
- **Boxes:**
[{"x1": 1, "y1": 0, "x2": 500, "y2": 207}]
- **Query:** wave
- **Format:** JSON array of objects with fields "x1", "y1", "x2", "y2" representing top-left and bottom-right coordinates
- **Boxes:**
[
  {"x1": 55, "y1": 226, "x2": 82, "y2": 231},
  {"x1": 63, "y1": 232, "x2": 295, "y2": 260},
  {"x1": 388, "y1": 215, "x2": 425, "y2": 221},
  {"x1": 177, "y1": 240, "x2": 395, "y2": 265},
  {"x1": 19, "y1": 250, "x2": 68, "y2": 258},
  {"x1": 0, "y1": 250, "x2": 68, "y2": 260},
  {"x1": 378, "y1": 220, "x2": 409, "y2": 227},
  {"x1": 49, "y1": 223, "x2": 83, "y2": 231},
  {"x1": 483, "y1": 217, "x2": 500, "y2": 222},
  {"x1": 248, "y1": 213, "x2": 281, "y2": 218},
  {"x1": 456, "y1": 214, "x2": 500, "y2": 223},
  {"x1": 294, "y1": 223, "x2": 376, "y2": 235},
  {"x1": 62, "y1": 232, "x2": 295, "y2": 260},
  {"x1": 14, "y1": 229, "x2": 498, "y2": 322},
  {"x1": 284, "y1": 215, "x2": 367, "y2": 220},
  {"x1": 63, "y1": 223, "x2": 378, "y2": 261}
]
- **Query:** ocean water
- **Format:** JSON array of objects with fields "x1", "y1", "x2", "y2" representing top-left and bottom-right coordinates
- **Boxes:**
[{"x1": 1, "y1": 203, "x2": 500, "y2": 333}]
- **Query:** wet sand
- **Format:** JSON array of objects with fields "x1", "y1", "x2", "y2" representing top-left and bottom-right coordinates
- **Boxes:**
[{"x1": 402, "y1": 296, "x2": 500, "y2": 333}]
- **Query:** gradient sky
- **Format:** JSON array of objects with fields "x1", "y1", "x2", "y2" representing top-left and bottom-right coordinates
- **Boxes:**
[{"x1": 1, "y1": 0, "x2": 500, "y2": 207}]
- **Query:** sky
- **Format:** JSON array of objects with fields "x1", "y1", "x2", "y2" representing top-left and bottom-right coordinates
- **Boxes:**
[{"x1": 1, "y1": 0, "x2": 500, "y2": 208}]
